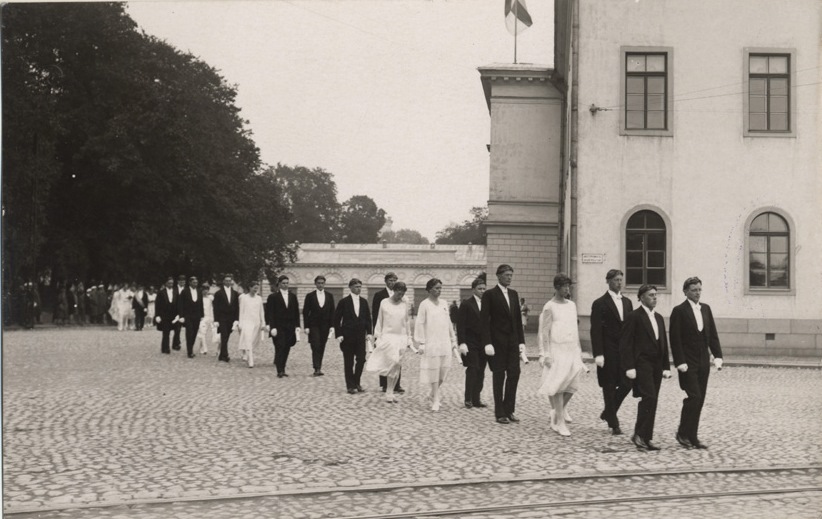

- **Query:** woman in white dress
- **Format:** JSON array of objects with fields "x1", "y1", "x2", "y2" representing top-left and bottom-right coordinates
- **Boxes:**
[
  {"x1": 365, "y1": 282, "x2": 411, "y2": 403},
  {"x1": 237, "y1": 281, "x2": 267, "y2": 368},
  {"x1": 194, "y1": 283, "x2": 217, "y2": 355},
  {"x1": 414, "y1": 278, "x2": 459, "y2": 411},
  {"x1": 537, "y1": 273, "x2": 588, "y2": 436},
  {"x1": 146, "y1": 286, "x2": 157, "y2": 328}
]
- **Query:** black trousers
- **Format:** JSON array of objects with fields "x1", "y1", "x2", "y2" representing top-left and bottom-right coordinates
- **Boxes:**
[
  {"x1": 341, "y1": 339, "x2": 366, "y2": 390},
  {"x1": 677, "y1": 362, "x2": 710, "y2": 442},
  {"x1": 601, "y1": 380, "x2": 632, "y2": 429},
  {"x1": 308, "y1": 326, "x2": 329, "y2": 370},
  {"x1": 172, "y1": 321, "x2": 182, "y2": 349},
  {"x1": 273, "y1": 338, "x2": 292, "y2": 374},
  {"x1": 134, "y1": 309, "x2": 146, "y2": 330},
  {"x1": 464, "y1": 347, "x2": 487, "y2": 405},
  {"x1": 491, "y1": 352, "x2": 520, "y2": 419},
  {"x1": 160, "y1": 325, "x2": 172, "y2": 353},
  {"x1": 634, "y1": 358, "x2": 663, "y2": 442},
  {"x1": 218, "y1": 321, "x2": 233, "y2": 360},
  {"x1": 185, "y1": 319, "x2": 200, "y2": 356}
]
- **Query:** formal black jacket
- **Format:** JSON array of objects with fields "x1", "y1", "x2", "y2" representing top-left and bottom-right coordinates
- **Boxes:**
[
  {"x1": 132, "y1": 291, "x2": 149, "y2": 314},
  {"x1": 457, "y1": 296, "x2": 483, "y2": 349},
  {"x1": 334, "y1": 295, "x2": 372, "y2": 345},
  {"x1": 371, "y1": 288, "x2": 389, "y2": 330},
  {"x1": 155, "y1": 287, "x2": 179, "y2": 331},
  {"x1": 590, "y1": 291, "x2": 634, "y2": 386},
  {"x1": 266, "y1": 290, "x2": 300, "y2": 347},
  {"x1": 179, "y1": 287, "x2": 204, "y2": 323},
  {"x1": 303, "y1": 290, "x2": 335, "y2": 331},
  {"x1": 619, "y1": 306, "x2": 671, "y2": 373},
  {"x1": 212, "y1": 287, "x2": 240, "y2": 327},
  {"x1": 480, "y1": 285, "x2": 525, "y2": 350},
  {"x1": 669, "y1": 300, "x2": 722, "y2": 368}
]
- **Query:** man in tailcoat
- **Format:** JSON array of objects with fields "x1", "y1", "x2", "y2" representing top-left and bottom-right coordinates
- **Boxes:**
[
  {"x1": 334, "y1": 278, "x2": 372, "y2": 394},
  {"x1": 212, "y1": 274, "x2": 240, "y2": 362},
  {"x1": 670, "y1": 276, "x2": 724, "y2": 450},
  {"x1": 179, "y1": 276, "x2": 204, "y2": 358},
  {"x1": 371, "y1": 272, "x2": 404, "y2": 393},
  {"x1": 480, "y1": 264, "x2": 526, "y2": 424},
  {"x1": 172, "y1": 275, "x2": 187, "y2": 350},
  {"x1": 620, "y1": 284, "x2": 671, "y2": 451},
  {"x1": 132, "y1": 284, "x2": 149, "y2": 331},
  {"x1": 303, "y1": 275, "x2": 335, "y2": 376},
  {"x1": 154, "y1": 277, "x2": 179, "y2": 354},
  {"x1": 457, "y1": 277, "x2": 488, "y2": 408},
  {"x1": 590, "y1": 269, "x2": 634, "y2": 435},
  {"x1": 266, "y1": 275, "x2": 301, "y2": 377}
]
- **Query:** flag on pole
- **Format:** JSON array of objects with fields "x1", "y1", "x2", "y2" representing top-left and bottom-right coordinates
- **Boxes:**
[{"x1": 505, "y1": 0, "x2": 533, "y2": 35}]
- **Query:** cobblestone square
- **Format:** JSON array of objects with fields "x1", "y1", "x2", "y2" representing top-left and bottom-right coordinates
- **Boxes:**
[{"x1": 3, "y1": 328, "x2": 821, "y2": 517}]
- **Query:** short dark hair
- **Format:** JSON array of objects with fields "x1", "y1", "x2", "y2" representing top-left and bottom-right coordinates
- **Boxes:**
[
  {"x1": 189, "y1": 276, "x2": 198, "y2": 282},
  {"x1": 606, "y1": 269, "x2": 624, "y2": 281},
  {"x1": 637, "y1": 284, "x2": 657, "y2": 299},
  {"x1": 384, "y1": 272, "x2": 397, "y2": 282},
  {"x1": 277, "y1": 275, "x2": 289, "y2": 284},
  {"x1": 682, "y1": 276, "x2": 702, "y2": 291},
  {"x1": 496, "y1": 264, "x2": 514, "y2": 275},
  {"x1": 426, "y1": 278, "x2": 442, "y2": 291},
  {"x1": 177, "y1": 275, "x2": 186, "y2": 281},
  {"x1": 248, "y1": 280, "x2": 260, "y2": 288},
  {"x1": 471, "y1": 277, "x2": 486, "y2": 289},
  {"x1": 314, "y1": 275, "x2": 326, "y2": 283},
  {"x1": 348, "y1": 278, "x2": 362, "y2": 287},
  {"x1": 393, "y1": 281, "x2": 407, "y2": 293},
  {"x1": 553, "y1": 273, "x2": 574, "y2": 289}
]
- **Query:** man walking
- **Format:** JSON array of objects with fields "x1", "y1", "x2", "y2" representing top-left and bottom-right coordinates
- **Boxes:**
[
  {"x1": 303, "y1": 275, "x2": 335, "y2": 376},
  {"x1": 620, "y1": 284, "x2": 671, "y2": 451},
  {"x1": 213, "y1": 274, "x2": 239, "y2": 362},
  {"x1": 480, "y1": 264, "x2": 526, "y2": 424},
  {"x1": 172, "y1": 275, "x2": 187, "y2": 350},
  {"x1": 458, "y1": 277, "x2": 488, "y2": 409},
  {"x1": 371, "y1": 272, "x2": 404, "y2": 393},
  {"x1": 334, "y1": 278, "x2": 372, "y2": 394},
  {"x1": 154, "y1": 276, "x2": 179, "y2": 354},
  {"x1": 670, "y1": 276, "x2": 723, "y2": 450},
  {"x1": 132, "y1": 284, "x2": 149, "y2": 331},
  {"x1": 179, "y1": 276, "x2": 204, "y2": 359},
  {"x1": 590, "y1": 269, "x2": 634, "y2": 435},
  {"x1": 266, "y1": 275, "x2": 301, "y2": 377}
]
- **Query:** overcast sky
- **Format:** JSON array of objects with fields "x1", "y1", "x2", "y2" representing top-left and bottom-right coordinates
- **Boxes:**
[{"x1": 126, "y1": 0, "x2": 554, "y2": 240}]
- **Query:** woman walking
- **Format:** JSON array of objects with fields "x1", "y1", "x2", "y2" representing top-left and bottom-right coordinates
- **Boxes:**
[
  {"x1": 365, "y1": 282, "x2": 411, "y2": 403},
  {"x1": 537, "y1": 273, "x2": 587, "y2": 436},
  {"x1": 237, "y1": 281, "x2": 266, "y2": 368},
  {"x1": 414, "y1": 278, "x2": 458, "y2": 411}
]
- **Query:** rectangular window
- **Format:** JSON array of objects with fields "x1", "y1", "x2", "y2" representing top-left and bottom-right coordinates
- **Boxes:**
[
  {"x1": 620, "y1": 47, "x2": 674, "y2": 137},
  {"x1": 744, "y1": 48, "x2": 796, "y2": 138}
]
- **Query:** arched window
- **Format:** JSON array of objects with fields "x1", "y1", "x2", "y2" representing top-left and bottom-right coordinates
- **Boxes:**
[
  {"x1": 749, "y1": 212, "x2": 790, "y2": 288},
  {"x1": 625, "y1": 210, "x2": 666, "y2": 286}
]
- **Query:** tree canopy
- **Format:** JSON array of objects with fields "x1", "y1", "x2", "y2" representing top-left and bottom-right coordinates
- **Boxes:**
[
  {"x1": 2, "y1": 2, "x2": 292, "y2": 286},
  {"x1": 435, "y1": 206, "x2": 487, "y2": 245},
  {"x1": 380, "y1": 228, "x2": 429, "y2": 244},
  {"x1": 338, "y1": 195, "x2": 386, "y2": 243}
]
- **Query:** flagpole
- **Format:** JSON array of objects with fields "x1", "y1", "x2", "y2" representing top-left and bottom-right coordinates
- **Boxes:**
[{"x1": 514, "y1": 0, "x2": 518, "y2": 64}]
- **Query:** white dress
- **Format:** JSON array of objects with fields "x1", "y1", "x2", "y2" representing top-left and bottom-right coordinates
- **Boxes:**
[
  {"x1": 366, "y1": 299, "x2": 410, "y2": 375},
  {"x1": 146, "y1": 292, "x2": 157, "y2": 322},
  {"x1": 414, "y1": 299, "x2": 457, "y2": 384},
  {"x1": 238, "y1": 294, "x2": 265, "y2": 352},
  {"x1": 537, "y1": 299, "x2": 586, "y2": 396}
]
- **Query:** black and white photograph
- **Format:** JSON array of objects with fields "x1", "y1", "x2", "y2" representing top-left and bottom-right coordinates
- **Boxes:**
[{"x1": 2, "y1": 0, "x2": 821, "y2": 517}]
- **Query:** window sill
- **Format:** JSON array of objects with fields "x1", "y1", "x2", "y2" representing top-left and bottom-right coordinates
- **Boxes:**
[
  {"x1": 625, "y1": 285, "x2": 671, "y2": 295},
  {"x1": 745, "y1": 288, "x2": 795, "y2": 296},
  {"x1": 743, "y1": 131, "x2": 796, "y2": 138},
  {"x1": 620, "y1": 129, "x2": 674, "y2": 137}
]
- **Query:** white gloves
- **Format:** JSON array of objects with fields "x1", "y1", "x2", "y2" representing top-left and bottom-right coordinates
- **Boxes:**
[
  {"x1": 626, "y1": 369, "x2": 637, "y2": 380},
  {"x1": 296, "y1": 328, "x2": 301, "y2": 341},
  {"x1": 328, "y1": 328, "x2": 335, "y2": 339},
  {"x1": 304, "y1": 328, "x2": 310, "y2": 336},
  {"x1": 484, "y1": 344, "x2": 495, "y2": 356},
  {"x1": 459, "y1": 344, "x2": 469, "y2": 356},
  {"x1": 270, "y1": 328, "x2": 278, "y2": 337},
  {"x1": 518, "y1": 343, "x2": 525, "y2": 354},
  {"x1": 662, "y1": 370, "x2": 672, "y2": 379},
  {"x1": 155, "y1": 316, "x2": 161, "y2": 323},
  {"x1": 232, "y1": 321, "x2": 239, "y2": 331},
  {"x1": 417, "y1": 343, "x2": 426, "y2": 355},
  {"x1": 179, "y1": 317, "x2": 185, "y2": 324},
  {"x1": 677, "y1": 363, "x2": 688, "y2": 372},
  {"x1": 714, "y1": 358, "x2": 723, "y2": 370},
  {"x1": 595, "y1": 355, "x2": 605, "y2": 368},
  {"x1": 337, "y1": 336, "x2": 344, "y2": 343}
]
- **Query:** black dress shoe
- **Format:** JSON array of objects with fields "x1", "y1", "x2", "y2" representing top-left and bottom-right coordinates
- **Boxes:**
[
  {"x1": 347, "y1": 388, "x2": 357, "y2": 394},
  {"x1": 282, "y1": 373, "x2": 289, "y2": 377},
  {"x1": 172, "y1": 346, "x2": 181, "y2": 351},
  {"x1": 187, "y1": 353, "x2": 195, "y2": 358},
  {"x1": 356, "y1": 385, "x2": 364, "y2": 393},
  {"x1": 507, "y1": 414, "x2": 520, "y2": 423},
  {"x1": 473, "y1": 402, "x2": 487, "y2": 408},
  {"x1": 632, "y1": 434, "x2": 650, "y2": 450},
  {"x1": 277, "y1": 373, "x2": 284, "y2": 378},
  {"x1": 464, "y1": 402, "x2": 473, "y2": 408},
  {"x1": 691, "y1": 439, "x2": 708, "y2": 449},
  {"x1": 395, "y1": 387, "x2": 405, "y2": 394},
  {"x1": 381, "y1": 387, "x2": 387, "y2": 392},
  {"x1": 162, "y1": 351, "x2": 170, "y2": 354},
  {"x1": 611, "y1": 426, "x2": 623, "y2": 436},
  {"x1": 646, "y1": 440, "x2": 661, "y2": 451},
  {"x1": 496, "y1": 417, "x2": 510, "y2": 424},
  {"x1": 676, "y1": 432, "x2": 693, "y2": 449},
  {"x1": 600, "y1": 411, "x2": 607, "y2": 422}
]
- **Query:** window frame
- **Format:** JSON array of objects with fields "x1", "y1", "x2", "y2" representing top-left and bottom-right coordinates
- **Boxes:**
[
  {"x1": 620, "y1": 205, "x2": 672, "y2": 293},
  {"x1": 743, "y1": 48, "x2": 797, "y2": 138},
  {"x1": 619, "y1": 46, "x2": 674, "y2": 137},
  {"x1": 744, "y1": 208, "x2": 796, "y2": 295}
]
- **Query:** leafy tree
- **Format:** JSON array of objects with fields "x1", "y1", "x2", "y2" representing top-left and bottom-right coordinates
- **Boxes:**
[
  {"x1": 2, "y1": 2, "x2": 293, "y2": 287},
  {"x1": 380, "y1": 228, "x2": 429, "y2": 244},
  {"x1": 435, "y1": 206, "x2": 488, "y2": 245},
  {"x1": 338, "y1": 195, "x2": 386, "y2": 243},
  {"x1": 268, "y1": 164, "x2": 341, "y2": 243}
]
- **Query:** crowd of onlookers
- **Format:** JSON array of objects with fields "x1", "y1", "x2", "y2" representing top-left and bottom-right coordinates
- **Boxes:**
[{"x1": 4, "y1": 280, "x2": 160, "y2": 330}]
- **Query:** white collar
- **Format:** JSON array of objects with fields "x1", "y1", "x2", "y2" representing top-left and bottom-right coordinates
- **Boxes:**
[
  {"x1": 641, "y1": 304, "x2": 656, "y2": 317},
  {"x1": 688, "y1": 299, "x2": 701, "y2": 310},
  {"x1": 608, "y1": 290, "x2": 622, "y2": 299}
]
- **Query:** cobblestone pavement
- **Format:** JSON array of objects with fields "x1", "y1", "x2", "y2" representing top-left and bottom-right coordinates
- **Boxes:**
[{"x1": 3, "y1": 328, "x2": 822, "y2": 517}]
